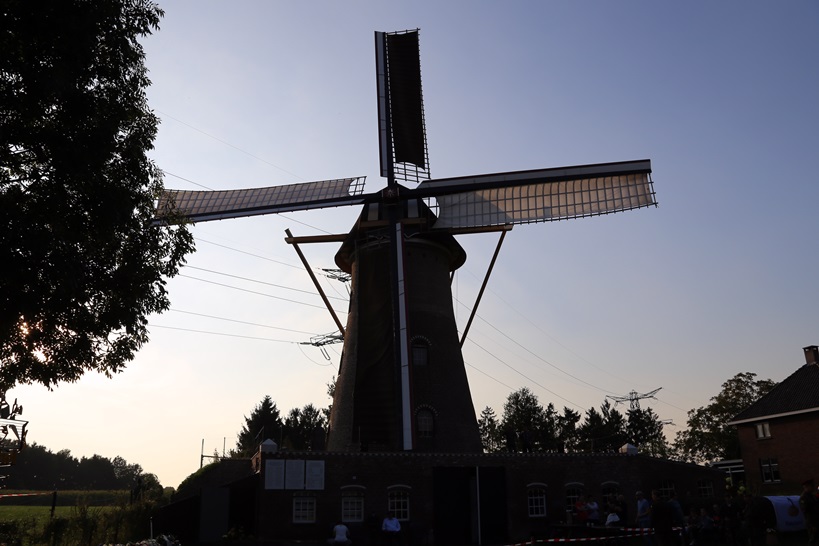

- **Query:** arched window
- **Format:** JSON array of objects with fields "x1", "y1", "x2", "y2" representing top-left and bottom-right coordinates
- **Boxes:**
[
  {"x1": 341, "y1": 485, "x2": 365, "y2": 522},
  {"x1": 416, "y1": 408, "x2": 435, "y2": 438},
  {"x1": 411, "y1": 338, "x2": 429, "y2": 366},
  {"x1": 526, "y1": 483, "x2": 548, "y2": 518},
  {"x1": 387, "y1": 485, "x2": 411, "y2": 521},
  {"x1": 565, "y1": 482, "x2": 584, "y2": 512},
  {"x1": 601, "y1": 481, "x2": 620, "y2": 503}
]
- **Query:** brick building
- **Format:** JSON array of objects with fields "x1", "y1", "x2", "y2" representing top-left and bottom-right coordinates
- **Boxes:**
[
  {"x1": 156, "y1": 446, "x2": 724, "y2": 544},
  {"x1": 728, "y1": 345, "x2": 819, "y2": 495}
]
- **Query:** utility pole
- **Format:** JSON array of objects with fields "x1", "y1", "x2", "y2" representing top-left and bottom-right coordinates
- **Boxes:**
[{"x1": 606, "y1": 388, "x2": 661, "y2": 411}]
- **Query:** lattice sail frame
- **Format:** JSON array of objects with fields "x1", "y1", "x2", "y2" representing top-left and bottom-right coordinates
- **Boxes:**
[
  {"x1": 154, "y1": 177, "x2": 366, "y2": 224},
  {"x1": 376, "y1": 29, "x2": 431, "y2": 186},
  {"x1": 430, "y1": 170, "x2": 654, "y2": 229},
  {"x1": 392, "y1": 159, "x2": 657, "y2": 230}
]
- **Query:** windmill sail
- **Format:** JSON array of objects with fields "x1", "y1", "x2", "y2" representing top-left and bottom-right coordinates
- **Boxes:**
[
  {"x1": 376, "y1": 30, "x2": 430, "y2": 185},
  {"x1": 416, "y1": 160, "x2": 655, "y2": 229},
  {"x1": 154, "y1": 177, "x2": 366, "y2": 224}
]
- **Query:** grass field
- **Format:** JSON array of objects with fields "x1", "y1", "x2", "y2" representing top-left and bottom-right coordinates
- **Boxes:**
[
  {"x1": 0, "y1": 496, "x2": 151, "y2": 545},
  {"x1": 0, "y1": 504, "x2": 103, "y2": 521}
]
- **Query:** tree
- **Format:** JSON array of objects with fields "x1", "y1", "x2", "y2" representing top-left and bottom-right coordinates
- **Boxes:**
[
  {"x1": 599, "y1": 399, "x2": 628, "y2": 452},
  {"x1": 477, "y1": 406, "x2": 502, "y2": 452},
  {"x1": 673, "y1": 372, "x2": 777, "y2": 463},
  {"x1": 283, "y1": 403, "x2": 326, "y2": 451},
  {"x1": 501, "y1": 387, "x2": 549, "y2": 451},
  {"x1": 578, "y1": 406, "x2": 606, "y2": 452},
  {"x1": 112, "y1": 455, "x2": 143, "y2": 489},
  {"x1": 556, "y1": 407, "x2": 581, "y2": 452},
  {"x1": 0, "y1": 0, "x2": 193, "y2": 389},
  {"x1": 626, "y1": 406, "x2": 669, "y2": 457},
  {"x1": 235, "y1": 395, "x2": 283, "y2": 455},
  {"x1": 76, "y1": 454, "x2": 118, "y2": 490}
]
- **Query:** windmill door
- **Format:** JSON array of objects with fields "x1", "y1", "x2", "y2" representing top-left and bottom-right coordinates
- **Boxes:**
[{"x1": 433, "y1": 466, "x2": 507, "y2": 545}]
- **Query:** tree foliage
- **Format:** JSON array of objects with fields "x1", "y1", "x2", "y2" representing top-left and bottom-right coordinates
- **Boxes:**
[
  {"x1": 477, "y1": 406, "x2": 502, "y2": 452},
  {"x1": 480, "y1": 387, "x2": 670, "y2": 456},
  {"x1": 0, "y1": 0, "x2": 193, "y2": 389},
  {"x1": 235, "y1": 395, "x2": 283, "y2": 456},
  {"x1": 578, "y1": 400, "x2": 628, "y2": 452},
  {"x1": 6, "y1": 442, "x2": 160, "y2": 491},
  {"x1": 673, "y1": 371, "x2": 776, "y2": 463},
  {"x1": 234, "y1": 395, "x2": 329, "y2": 456},
  {"x1": 283, "y1": 403, "x2": 326, "y2": 451},
  {"x1": 626, "y1": 406, "x2": 669, "y2": 457}
]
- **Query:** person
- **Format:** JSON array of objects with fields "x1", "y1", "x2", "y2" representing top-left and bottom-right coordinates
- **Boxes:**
[
  {"x1": 719, "y1": 493, "x2": 742, "y2": 546},
  {"x1": 613, "y1": 494, "x2": 628, "y2": 528},
  {"x1": 574, "y1": 495, "x2": 589, "y2": 525},
  {"x1": 800, "y1": 479, "x2": 819, "y2": 545},
  {"x1": 668, "y1": 491, "x2": 684, "y2": 528},
  {"x1": 698, "y1": 507, "x2": 716, "y2": 545},
  {"x1": 329, "y1": 521, "x2": 351, "y2": 545},
  {"x1": 650, "y1": 490, "x2": 675, "y2": 546},
  {"x1": 586, "y1": 496, "x2": 600, "y2": 526},
  {"x1": 743, "y1": 493, "x2": 773, "y2": 546},
  {"x1": 382, "y1": 513, "x2": 401, "y2": 545},
  {"x1": 636, "y1": 491, "x2": 651, "y2": 528},
  {"x1": 604, "y1": 495, "x2": 624, "y2": 528}
]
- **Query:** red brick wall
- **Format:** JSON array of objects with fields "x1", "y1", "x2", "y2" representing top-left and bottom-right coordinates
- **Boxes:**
[
  {"x1": 737, "y1": 411, "x2": 819, "y2": 495},
  {"x1": 255, "y1": 451, "x2": 725, "y2": 544}
]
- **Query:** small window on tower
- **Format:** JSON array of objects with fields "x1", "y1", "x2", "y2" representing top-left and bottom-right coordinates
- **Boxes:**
[
  {"x1": 416, "y1": 408, "x2": 435, "y2": 438},
  {"x1": 412, "y1": 340, "x2": 429, "y2": 367}
]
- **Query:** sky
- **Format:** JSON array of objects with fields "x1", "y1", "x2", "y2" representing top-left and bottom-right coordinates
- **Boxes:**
[{"x1": 11, "y1": 2, "x2": 819, "y2": 489}]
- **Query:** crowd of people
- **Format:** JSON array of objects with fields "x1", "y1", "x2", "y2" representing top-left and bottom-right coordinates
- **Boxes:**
[
  {"x1": 568, "y1": 481, "x2": 819, "y2": 546},
  {"x1": 328, "y1": 512, "x2": 403, "y2": 545}
]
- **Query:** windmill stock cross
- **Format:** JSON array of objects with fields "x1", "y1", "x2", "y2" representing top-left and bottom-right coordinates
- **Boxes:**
[{"x1": 155, "y1": 29, "x2": 656, "y2": 453}]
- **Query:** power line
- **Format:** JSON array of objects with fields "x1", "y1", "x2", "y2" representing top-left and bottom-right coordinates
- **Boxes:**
[
  {"x1": 156, "y1": 110, "x2": 305, "y2": 180},
  {"x1": 470, "y1": 307, "x2": 618, "y2": 396},
  {"x1": 184, "y1": 265, "x2": 347, "y2": 301},
  {"x1": 177, "y1": 274, "x2": 347, "y2": 314},
  {"x1": 149, "y1": 324, "x2": 296, "y2": 344},
  {"x1": 162, "y1": 170, "x2": 214, "y2": 190},
  {"x1": 466, "y1": 337, "x2": 583, "y2": 410},
  {"x1": 168, "y1": 309, "x2": 317, "y2": 336}
]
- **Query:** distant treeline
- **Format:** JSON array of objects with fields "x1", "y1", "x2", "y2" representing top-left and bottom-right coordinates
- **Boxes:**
[
  {"x1": 0, "y1": 489, "x2": 129, "y2": 506},
  {"x1": 2, "y1": 442, "x2": 164, "y2": 496}
]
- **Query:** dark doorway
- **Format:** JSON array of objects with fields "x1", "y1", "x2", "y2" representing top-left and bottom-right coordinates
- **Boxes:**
[{"x1": 433, "y1": 466, "x2": 506, "y2": 545}]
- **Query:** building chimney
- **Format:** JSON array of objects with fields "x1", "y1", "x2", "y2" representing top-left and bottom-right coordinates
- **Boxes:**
[{"x1": 804, "y1": 345, "x2": 819, "y2": 365}]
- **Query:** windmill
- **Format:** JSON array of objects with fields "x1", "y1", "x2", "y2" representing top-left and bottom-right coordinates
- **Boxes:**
[{"x1": 155, "y1": 29, "x2": 656, "y2": 454}]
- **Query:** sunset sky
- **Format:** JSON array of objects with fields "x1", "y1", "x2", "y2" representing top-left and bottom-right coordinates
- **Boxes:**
[{"x1": 12, "y1": 1, "x2": 819, "y2": 488}]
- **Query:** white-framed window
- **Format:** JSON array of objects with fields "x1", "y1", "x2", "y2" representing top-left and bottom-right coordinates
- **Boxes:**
[
  {"x1": 387, "y1": 487, "x2": 410, "y2": 521},
  {"x1": 697, "y1": 479, "x2": 714, "y2": 498},
  {"x1": 565, "y1": 482, "x2": 584, "y2": 512},
  {"x1": 760, "y1": 458, "x2": 780, "y2": 483},
  {"x1": 527, "y1": 485, "x2": 547, "y2": 518},
  {"x1": 601, "y1": 481, "x2": 620, "y2": 503},
  {"x1": 341, "y1": 488, "x2": 365, "y2": 523},
  {"x1": 755, "y1": 422, "x2": 771, "y2": 439},
  {"x1": 293, "y1": 494, "x2": 316, "y2": 523},
  {"x1": 658, "y1": 480, "x2": 675, "y2": 499},
  {"x1": 416, "y1": 408, "x2": 435, "y2": 438}
]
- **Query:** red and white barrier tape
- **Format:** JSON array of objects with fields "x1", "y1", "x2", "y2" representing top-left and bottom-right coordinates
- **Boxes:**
[
  {"x1": 0, "y1": 491, "x2": 53, "y2": 498},
  {"x1": 505, "y1": 526, "x2": 686, "y2": 545}
]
